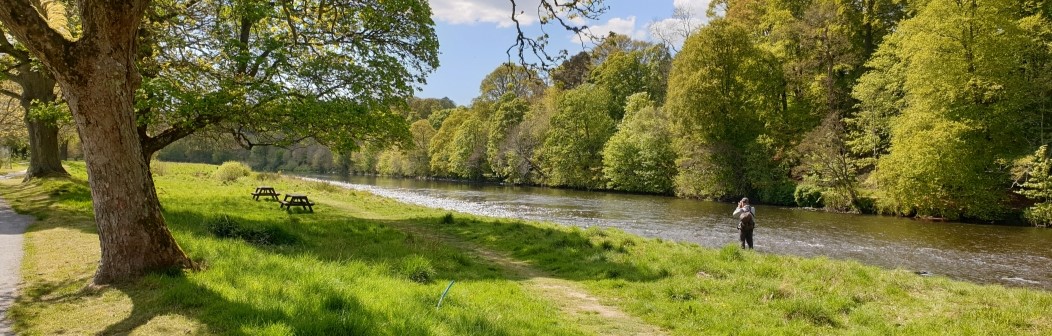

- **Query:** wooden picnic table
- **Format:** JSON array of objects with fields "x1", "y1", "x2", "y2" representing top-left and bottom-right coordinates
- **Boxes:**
[
  {"x1": 252, "y1": 186, "x2": 280, "y2": 201},
  {"x1": 280, "y1": 193, "x2": 315, "y2": 212}
]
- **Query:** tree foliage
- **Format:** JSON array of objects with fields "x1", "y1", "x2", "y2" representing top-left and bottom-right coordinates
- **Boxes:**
[
  {"x1": 540, "y1": 84, "x2": 616, "y2": 189},
  {"x1": 138, "y1": 0, "x2": 440, "y2": 155},
  {"x1": 666, "y1": 19, "x2": 780, "y2": 200},
  {"x1": 602, "y1": 93, "x2": 676, "y2": 193},
  {"x1": 864, "y1": 0, "x2": 1052, "y2": 219}
]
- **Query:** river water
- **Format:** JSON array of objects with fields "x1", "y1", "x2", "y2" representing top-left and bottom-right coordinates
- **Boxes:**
[{"x1": 307, "y1": 175, "x2": 1052, "y2": 290}]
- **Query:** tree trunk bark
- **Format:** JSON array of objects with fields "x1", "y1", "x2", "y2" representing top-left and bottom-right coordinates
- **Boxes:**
[
  {"x1": 24, "y1": 118, "x2": 67, "y2": 179},
  {"x1": 60, "y1": 54, "x2": 193, "y2": 284},
  {"x1": 59, "y1": 138, "x2": 68, "y2": 160},
  {"x1": 0, "y1": 0, "x2": 192, "y2": 284},
  {"x1": 19, "y1": 67, "x2": 69, "y2": 180}
]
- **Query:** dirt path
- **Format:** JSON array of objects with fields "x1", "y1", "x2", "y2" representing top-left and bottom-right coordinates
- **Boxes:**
[
  {"x1": 0, "y1": 173, "x2": 31, "y2": 336},
  {"x1": 385, "y1": 220, "x2": 666, "y2": 336}
]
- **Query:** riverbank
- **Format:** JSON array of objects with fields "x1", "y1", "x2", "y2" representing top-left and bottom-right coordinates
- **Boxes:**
[{"x1": 1, "y1": 162, "x2": 1050, "y2": 334}]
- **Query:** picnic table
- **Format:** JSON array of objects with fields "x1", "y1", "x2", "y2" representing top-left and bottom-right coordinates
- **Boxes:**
[
  {"x1": 252, "y1": 186, "x2": 280, "y2": 201},
  {"x1": 280, "y1": 193, "x2": 315, "y2": 212}
]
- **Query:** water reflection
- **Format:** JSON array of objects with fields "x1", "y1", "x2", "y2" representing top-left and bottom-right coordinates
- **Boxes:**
[{"x1": 306, "y1": 175, "x2": 1052, "y2": 290}]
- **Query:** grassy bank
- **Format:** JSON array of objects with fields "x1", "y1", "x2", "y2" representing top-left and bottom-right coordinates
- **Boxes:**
[{"x1": 2, "y1": 162, "x2": 1050, "y2": 335}]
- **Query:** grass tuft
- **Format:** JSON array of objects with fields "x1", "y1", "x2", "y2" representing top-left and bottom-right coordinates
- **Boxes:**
[{"x1": 400, "y1": 255, "x2": 437, "y2": 284}]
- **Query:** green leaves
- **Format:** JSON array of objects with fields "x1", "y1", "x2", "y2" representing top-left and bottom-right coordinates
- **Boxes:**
[
  {"x1": 539, "y1": 84, "x2": 616, "y2": 189},
  {"x1": 139, "y1": 0, "x2": 439, "y2": 152},
  {"x1": 859, "y1": 0, "x2": 1052, "y2": 219},
  {"x1": 666, "y1": 19, "x2": 781, "y2": 200}
]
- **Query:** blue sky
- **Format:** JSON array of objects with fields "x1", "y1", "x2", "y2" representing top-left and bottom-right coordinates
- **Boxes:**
[{"x1": 418, "y1": 0, "x2": 710, "y2": 105}]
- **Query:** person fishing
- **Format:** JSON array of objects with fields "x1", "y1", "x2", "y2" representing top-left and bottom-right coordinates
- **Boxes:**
[{"x1": 733, "y1": 198, "x2": 756, "y2": 249}]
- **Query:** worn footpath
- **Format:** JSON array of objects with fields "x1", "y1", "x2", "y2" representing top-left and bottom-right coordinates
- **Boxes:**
[{"x1": 0, "y1": 173, "x2": 31, "y2": 336}]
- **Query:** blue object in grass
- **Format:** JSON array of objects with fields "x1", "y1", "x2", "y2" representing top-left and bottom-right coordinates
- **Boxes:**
[{"x1": 437, "y1": 280, "x2": 455, "y2": 308}]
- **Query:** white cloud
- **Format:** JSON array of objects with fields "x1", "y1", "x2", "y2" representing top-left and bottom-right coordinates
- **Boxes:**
[
  {"x1": 572, "y1": 16, "x2": 648, "y2": 44},
  {"x1": 428, "y1": 0, "x2": 542, "y2": 28}
]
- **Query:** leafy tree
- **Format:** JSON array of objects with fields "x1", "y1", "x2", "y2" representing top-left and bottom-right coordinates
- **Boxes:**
[
  {"x1": 406, "y1": 119, "x2": 437, "y2": 176},
  {"x1": 477, "y1": 63, "x2": 546, "y2": 103},
  {"x1": 138, "y1": 0, "x2": 438, "y2": 157},
  {"x1": 448, "y1": 114, "x2": 490, "y2": 179},
  {"x1": 486, "y1": 94, "x2": 530, "y2": 180},
  {"x1": 539, "y1": 84, "x2": 616, "y2": 189},
  {"x1": 377, "y1": 147, "x2": 409, "y2": 176},
  {"x1": 1020, "y1": 145, "x2": 1052, "y2": 226},
  {"x1": 865, "y1": 0, "x2": 1052, "y2": 219},
  {"x1": 602, "y1": 93, "x2": 676, "y2": 193},
  {"x1": 428, "y1": 107, "x2": 456, "y2": 130},
  {"x1": 429, "y1": 107, "x2": 472, "y2": 176},
  {"x1": 795, "y1": 114, "x2": 860, "y2": 210},
  {"x1": 589, "y1": 44, "x2": 671, "y2": 121},
  {"x1": 590, "y1": 33, "x2": 652, "y2": 67},
  {"x1": 501, "y1": 87, "x2": 562, "y2": 184},
  {"x1": 0, "y1": 0, "x2": 69, "y2": 179},
  {"x1": 666, "y1": 19, "x2": 781, "y2": 201},
  {"x1": 0, "y1": 0, "x2": 439, "y2": 283},
  {"x1": 406, "y1": 97, "x2": 456, "y2": 121},
  {"x1": 551, "y1": 51, "x2": 591, "y2": 89}
]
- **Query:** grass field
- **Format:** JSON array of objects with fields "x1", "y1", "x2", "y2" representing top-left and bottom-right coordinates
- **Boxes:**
[{"x1": 1, "y1": 161, "x2": 1049, "y2": 335}]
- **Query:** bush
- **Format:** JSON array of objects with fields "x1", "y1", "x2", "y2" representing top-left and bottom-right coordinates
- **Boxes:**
[
  {"x1": 757, "y1": 180, "x2": 796, "y2": 206},
  {"x1": 1024, "y1": 203, "x2": 1052, "y2": 227},
  {"x1": 440, "y1": 213, "x2": 454, "y2": 224},
  {"x1": 400, "y1": 255, "x2": 436, "y2": 284},
  {"x1": 206, "y1": 215, "x2": 297, "y2": 246},
  {"x1": 214, "y1": 161, "x2": 252, "y2": 182},
  {"x1": 822, "y1": 190, "x2": 855, "y2": 212},
  {"x1": 794, "y1": 184, "x2": 824, "y2": 208},
  {"x1": 855, "y1": 195, "x2": 877, "y2": 214}
]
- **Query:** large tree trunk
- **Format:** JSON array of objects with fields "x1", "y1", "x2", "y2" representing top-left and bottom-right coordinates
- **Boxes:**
[
  {"x1": 19, "y1": 67, "x2": 69, "y2": 180},
  {"x1": 61, "y1": 55, "x2": 193, "y2": 284},
  {"x1": 0, "y1": 0, "x2": 192, "y2": 284}
]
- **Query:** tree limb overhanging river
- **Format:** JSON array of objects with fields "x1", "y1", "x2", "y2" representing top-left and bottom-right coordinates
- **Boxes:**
[{"x1": 305, "y1": 175, "x2": 1052, "y2": 290}]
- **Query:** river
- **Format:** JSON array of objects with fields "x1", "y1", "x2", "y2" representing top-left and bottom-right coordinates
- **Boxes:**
[{"x1": 307, "y1": 175, "x2": 1052, "y2": 290}]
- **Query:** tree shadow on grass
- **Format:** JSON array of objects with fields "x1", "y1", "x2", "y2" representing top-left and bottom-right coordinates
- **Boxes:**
[
  {"x1": 164, "y1": 209, "x2": 523, "y2": 283},
  {"x1": 94, "y1": 268, "x2": 424, "y2": 335},
  {"x1": 382, "y1": 215, "x2": 671, "y2": 284},
  {"x1": 0, "y1": 176, "x2": 97, "y2": 235}
]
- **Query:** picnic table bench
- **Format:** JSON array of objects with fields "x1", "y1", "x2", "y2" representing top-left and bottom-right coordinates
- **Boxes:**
[
  {"x1": 252, "y1": 186, "x2": 280, "y2": 201},
  {"x1": 279, "y1": 193, "x2": 315, "y2": 212}
]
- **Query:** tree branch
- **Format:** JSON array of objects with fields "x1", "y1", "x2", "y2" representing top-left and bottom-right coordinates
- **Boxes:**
[
  {"x1": 0, "y1": 87, "x2": 18, "y2": 99},
  {"x1": 0, "y1": 27, "x2": 32, "y2": 61},
  {"x1": 505, "y1": 0, "x2": 607, "y2": 70},
  {"x1": 141, "y1": 113, "x2": 224, "y2": 160},
  {"x1": 0, "y1": 0, "x2": 72, "y2": 70}
]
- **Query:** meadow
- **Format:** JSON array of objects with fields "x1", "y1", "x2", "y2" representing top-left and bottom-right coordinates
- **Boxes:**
[{"x1": 1, "y1": 162, "x2": 1049, "y2": 335}]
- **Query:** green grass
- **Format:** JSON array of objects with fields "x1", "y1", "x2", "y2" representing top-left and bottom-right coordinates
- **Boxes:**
[
  {"x1": 2, "y1": 161, "x2": 1051, "y2": 335},
  {"x1": 0, "y1": 161, "x2": 26, "y2": 175}
]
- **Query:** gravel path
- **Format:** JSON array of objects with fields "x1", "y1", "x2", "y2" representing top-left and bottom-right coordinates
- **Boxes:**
[{"x1": 0, "y1": 173, "x2": 31, "y2": 335}]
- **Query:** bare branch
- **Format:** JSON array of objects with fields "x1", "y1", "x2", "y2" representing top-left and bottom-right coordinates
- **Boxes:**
[{"x1": 505, "y1": 0, "x2": 608, "y2": 71}]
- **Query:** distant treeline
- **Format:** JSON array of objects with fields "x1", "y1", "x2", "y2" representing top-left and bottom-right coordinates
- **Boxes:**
[{"x1": 159, "y1": 0, "x2": 1052, "y2": 225}]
